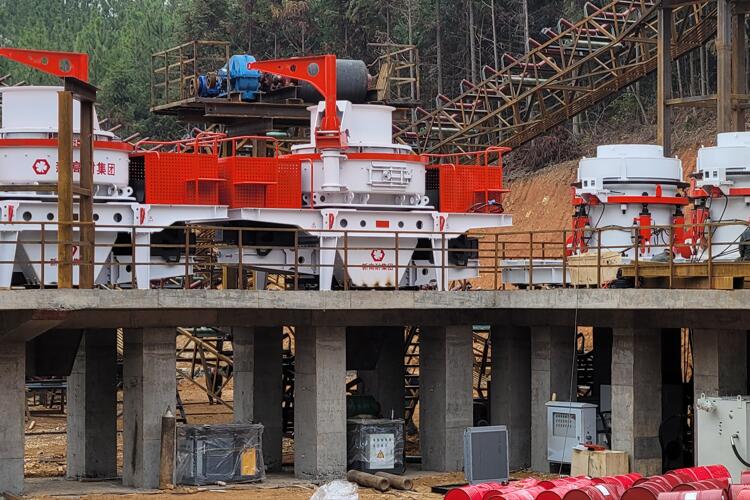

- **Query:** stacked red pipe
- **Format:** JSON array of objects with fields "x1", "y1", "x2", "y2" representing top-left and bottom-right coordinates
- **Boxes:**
[{"x1": 446, "y1": 466, "x2": 736, "y2": 500}]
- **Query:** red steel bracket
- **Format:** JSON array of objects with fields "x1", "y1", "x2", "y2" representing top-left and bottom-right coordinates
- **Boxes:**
[
  {"x1": 0, "y1": 47, "x2": 89, "y2": 82},
  {"x1": 250, "y1": 55, "x2": 343, "y2": 149}
]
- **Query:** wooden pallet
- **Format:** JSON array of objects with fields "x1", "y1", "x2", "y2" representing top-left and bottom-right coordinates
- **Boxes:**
[{"x1": 619, "y1": 261, "x2": 750, "y2": 289}]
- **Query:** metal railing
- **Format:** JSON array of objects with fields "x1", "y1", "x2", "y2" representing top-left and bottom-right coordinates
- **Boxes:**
[{"x1": 2, "y1": 220, "x2": 750, "y2": 291}]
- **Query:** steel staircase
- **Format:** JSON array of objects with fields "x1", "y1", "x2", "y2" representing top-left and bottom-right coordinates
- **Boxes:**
[{"x1": 394, "y1": 0, "x2": 717, "y2": 153}]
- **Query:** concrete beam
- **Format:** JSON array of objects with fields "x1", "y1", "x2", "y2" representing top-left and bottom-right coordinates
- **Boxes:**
[
  {"x1": 5, "y1": 289, "x2": 750, "y2": 318},
  {"x1": 67, "y1": 329, "x2": 117, "y2": 479},
  {"x1": 530, "y1": 325, "x2": 576, "y2": 472},
  {"x1": 294, "y1": 325, "x2": 347, "y2": 481},
  {"x1": 357, "y1": 327, "x2": 404, "y2": 419},
  {"x1": 611, "y1": 326, "x2": 662, "y2": 476},
  {"x1": 123, "y1": 327, "x2": 176, "y2": 489},
  {"x1": 0, "y1": 341, "x2": 25, "y2": 495},
  {"x1": 490, "y1": 323, "x2": 531, "y2": 470},
  {"x1": 233, "y1": 326, "x2": 284, "y2": 472},
  {"x1": 0, "y1": 310, "x2": 67, "y2": 342},
  {"x1": 420, "y1": 325, "x2": 473, "y2": 472}
]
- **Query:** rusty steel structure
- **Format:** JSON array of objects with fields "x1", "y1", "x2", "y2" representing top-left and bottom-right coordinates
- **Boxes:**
[
  {"x1": 176, "y1": 327, "x2": 234, "y2": 413},
  {"x1": 395, "y1": 0, "x2": 718, "y2": 154},
  {"x1": 4, "y1": 220, "x2": 750, "y2": 290},
  {"x1": 367, "y1": 43, "x2": 420, "y2": 105}
]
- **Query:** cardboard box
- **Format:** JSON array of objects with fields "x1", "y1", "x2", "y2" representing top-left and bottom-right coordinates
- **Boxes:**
[
  {"x1": 567, "y1": 251, "x2": 622, "y2": 286},
  {"x1": 570, "y1": 448, "x2": 629, "y2": 477}
]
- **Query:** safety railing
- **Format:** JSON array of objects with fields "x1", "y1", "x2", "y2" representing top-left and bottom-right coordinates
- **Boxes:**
[{"x1": 2, "y1": 220, "x2": 750, "y2": 291}]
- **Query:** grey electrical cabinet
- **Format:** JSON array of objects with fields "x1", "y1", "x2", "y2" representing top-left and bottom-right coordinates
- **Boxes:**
[
  {"x1": 695, "y1": 394, "x2": 750, "y2": 482},
  {"x1": 463, "y1": 425, "x2": 509, "y2": 484},
  {"x1": 546, "y1": 401, "x2": 597, "y2": 464}
]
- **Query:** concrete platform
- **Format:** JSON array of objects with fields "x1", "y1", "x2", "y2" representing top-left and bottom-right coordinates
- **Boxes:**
[
  {"x1": 3, "y1": 288, "x2": 749, "y2": 491},
  {"x1": 1, "y1": 289, "x2": 749, "y2": 335}
]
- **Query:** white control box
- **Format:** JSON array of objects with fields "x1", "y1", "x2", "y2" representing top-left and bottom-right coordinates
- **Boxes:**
[
  {"x1": 546, "y1": 401, "x2": 597, "y2": 464},
  {"x1": 695, "y1": 394, "x2": 750, "y2": 482}
]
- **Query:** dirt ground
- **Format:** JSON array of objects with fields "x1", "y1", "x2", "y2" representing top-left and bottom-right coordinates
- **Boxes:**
[{"x1": 23, "y1": 377, "x2": 473, "y2": 499}]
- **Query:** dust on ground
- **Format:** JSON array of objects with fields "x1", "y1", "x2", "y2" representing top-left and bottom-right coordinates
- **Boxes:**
[{"x1": 25, "y1": 376, "x2": 468, "y2": 499}]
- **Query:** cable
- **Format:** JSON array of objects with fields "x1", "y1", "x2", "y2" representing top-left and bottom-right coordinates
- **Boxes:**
[
  {"x1": 557, "y1": 285, "x2": 581, "y2": 476},
  {"x1": 731, "y1": 434, "x2": 750, "y2": 467},
  {"x1": 695, "y1": 192, "x2": 729, "y2": 262}
]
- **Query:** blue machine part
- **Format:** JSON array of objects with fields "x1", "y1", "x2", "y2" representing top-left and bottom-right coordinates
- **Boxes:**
[
  {"x1": 196, "y1": 55, "x2": 261, "y2": 102},
  {"x1": 227, "y1": 54, "x2": 261, "y2": 101},
  {"x1": 197, "y1": 74, "x2": 222, "y2": 97}
]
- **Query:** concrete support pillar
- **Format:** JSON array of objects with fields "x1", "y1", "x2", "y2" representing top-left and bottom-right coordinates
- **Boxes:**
[
  {"x1": 420, "y1": 326, "x2": 473, "y2": 472},
  {"x1": 67, "y1": 329, "x2": 117, "y2": 479},
  {"x1": 611, "y1": 326, "x2": 661, "y2": 476},
  {"x1": 123, "y1": 328, "x2": 176, "y2": 488},
  {"x1": 490, "y1": 323, "x2": 531, "y2": 470},
  {"x1": 357, "y1": 327, "x2": 404, "y2": 419},
  {"x1": 294, "y1": 325, "x2": 347, "y2": 481},
  {"x1": 233, "y1": 327, "x2": 283, "y2": 472},
  {"x1": 0, "y1": 341, "x2": 25, "y2": 495},
  {"x1": 531, "y1": 325, "x2": 575, "y2": 472},
  {"x1": 693, "y1": 329, "x2": 747, "y2": 398}
]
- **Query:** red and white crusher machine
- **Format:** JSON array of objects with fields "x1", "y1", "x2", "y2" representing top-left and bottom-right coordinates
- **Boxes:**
[
  {"x1": 0, "y1": 85, "x2": 226, "y2": 288},
  {"x1": 206, "y1": 56, "x2": 513, "y2": 290},
  {"x1": 0, "y1": 52, "x2": 513, "y2": 290},
  {"x1": 503, "y1": 144, "x2": 689, "y2": 287}
]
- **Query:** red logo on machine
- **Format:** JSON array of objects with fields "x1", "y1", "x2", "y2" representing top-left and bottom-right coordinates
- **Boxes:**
[
  {"x1": 371, "y1": 249, "x2": 385, "y2": 262},
  {"x1": 32, "y1": 159, "x2": 51, "y2": 175}
]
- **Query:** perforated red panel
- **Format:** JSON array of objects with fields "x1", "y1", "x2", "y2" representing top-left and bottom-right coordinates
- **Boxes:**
[
  {"x1": 133, "y1": 151, "x2": 221, "y2": 205},
  {"x1": 219, "y1": 156, "x2": 301, "y2": 209},
  {"x1": 268, "y1": 159, "x2": 302, "y2": 209},
  {"x1": 186, "y1": 152, "x2": 221, "y2": 205},
  {"x1": 438, "y1": 164, "x2": 504, "y2": 213}
]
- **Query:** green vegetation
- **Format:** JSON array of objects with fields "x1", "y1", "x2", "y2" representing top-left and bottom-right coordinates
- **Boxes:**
[{"x1": 0, "y1": 0, "x2": 541, "y2": 139}]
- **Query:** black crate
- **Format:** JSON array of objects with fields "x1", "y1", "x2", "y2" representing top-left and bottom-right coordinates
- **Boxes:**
[{"x1": 176, "y1": 423, "x2": 265, "y2": 485}]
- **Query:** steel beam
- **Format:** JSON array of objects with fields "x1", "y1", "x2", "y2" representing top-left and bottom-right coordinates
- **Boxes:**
[
  {"x1": 732, "y1": 12, "x2": 747, "y2": 131},
  {"x1": 79, "y1": 98, "x2": 95, "y2": 288},
  {"x1": 717, "y1": 0, "x2": 733, "y2": 133},
  {"x1": 57, "y1": 91, "x2": 74, "y2": 289},
  {"x1": 657, "y1": 8, "x2": 673, "y2": 157}
]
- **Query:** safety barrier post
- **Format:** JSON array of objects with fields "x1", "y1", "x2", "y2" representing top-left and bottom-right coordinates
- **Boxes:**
[
  {"x1": 394, "y1": 232, "x2": 399, "y2": 290},
  {"x1": 441, "y1": 233, "x2": 446, "y2": 291},
  {"x1": 561, "y1": 229, "x2": 567, "y2": 289},
  {"x1": 528, "y1": 232, "x2": 534, "y2": 289},
  {"x1": 40, "y1": 223, "x2": 46, "y2": 288},
  {"x1": 596, "y1": 229, "x2": 602, "y2": 287},
  {"x1": 131, "y1": 227, "x2": 137, "y2": 287},
  {"x1": 494, "y1": 233, "x2": 499, "y2": 290},
  {"x1": 184, "y1": 226, "x2": 191, "y2": 289},
  {"x1": 707, "y1": 227, "x2": 713, "y2": 289},
  {"x1": 668, "y1": 224, "x2": 674, "y2": 289},
  {"x1": 293, "y1": 230, "x2": 299, "y2": 290},
  {"x1": 634, "y1": 229, "x2": 640, "y2": 288},
  {"x1": 238, "y1": 228, "x2": 244, "y2": 289},
  {"x1": 343, "y1": 232, "x2": 349, "y2": 291}
]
